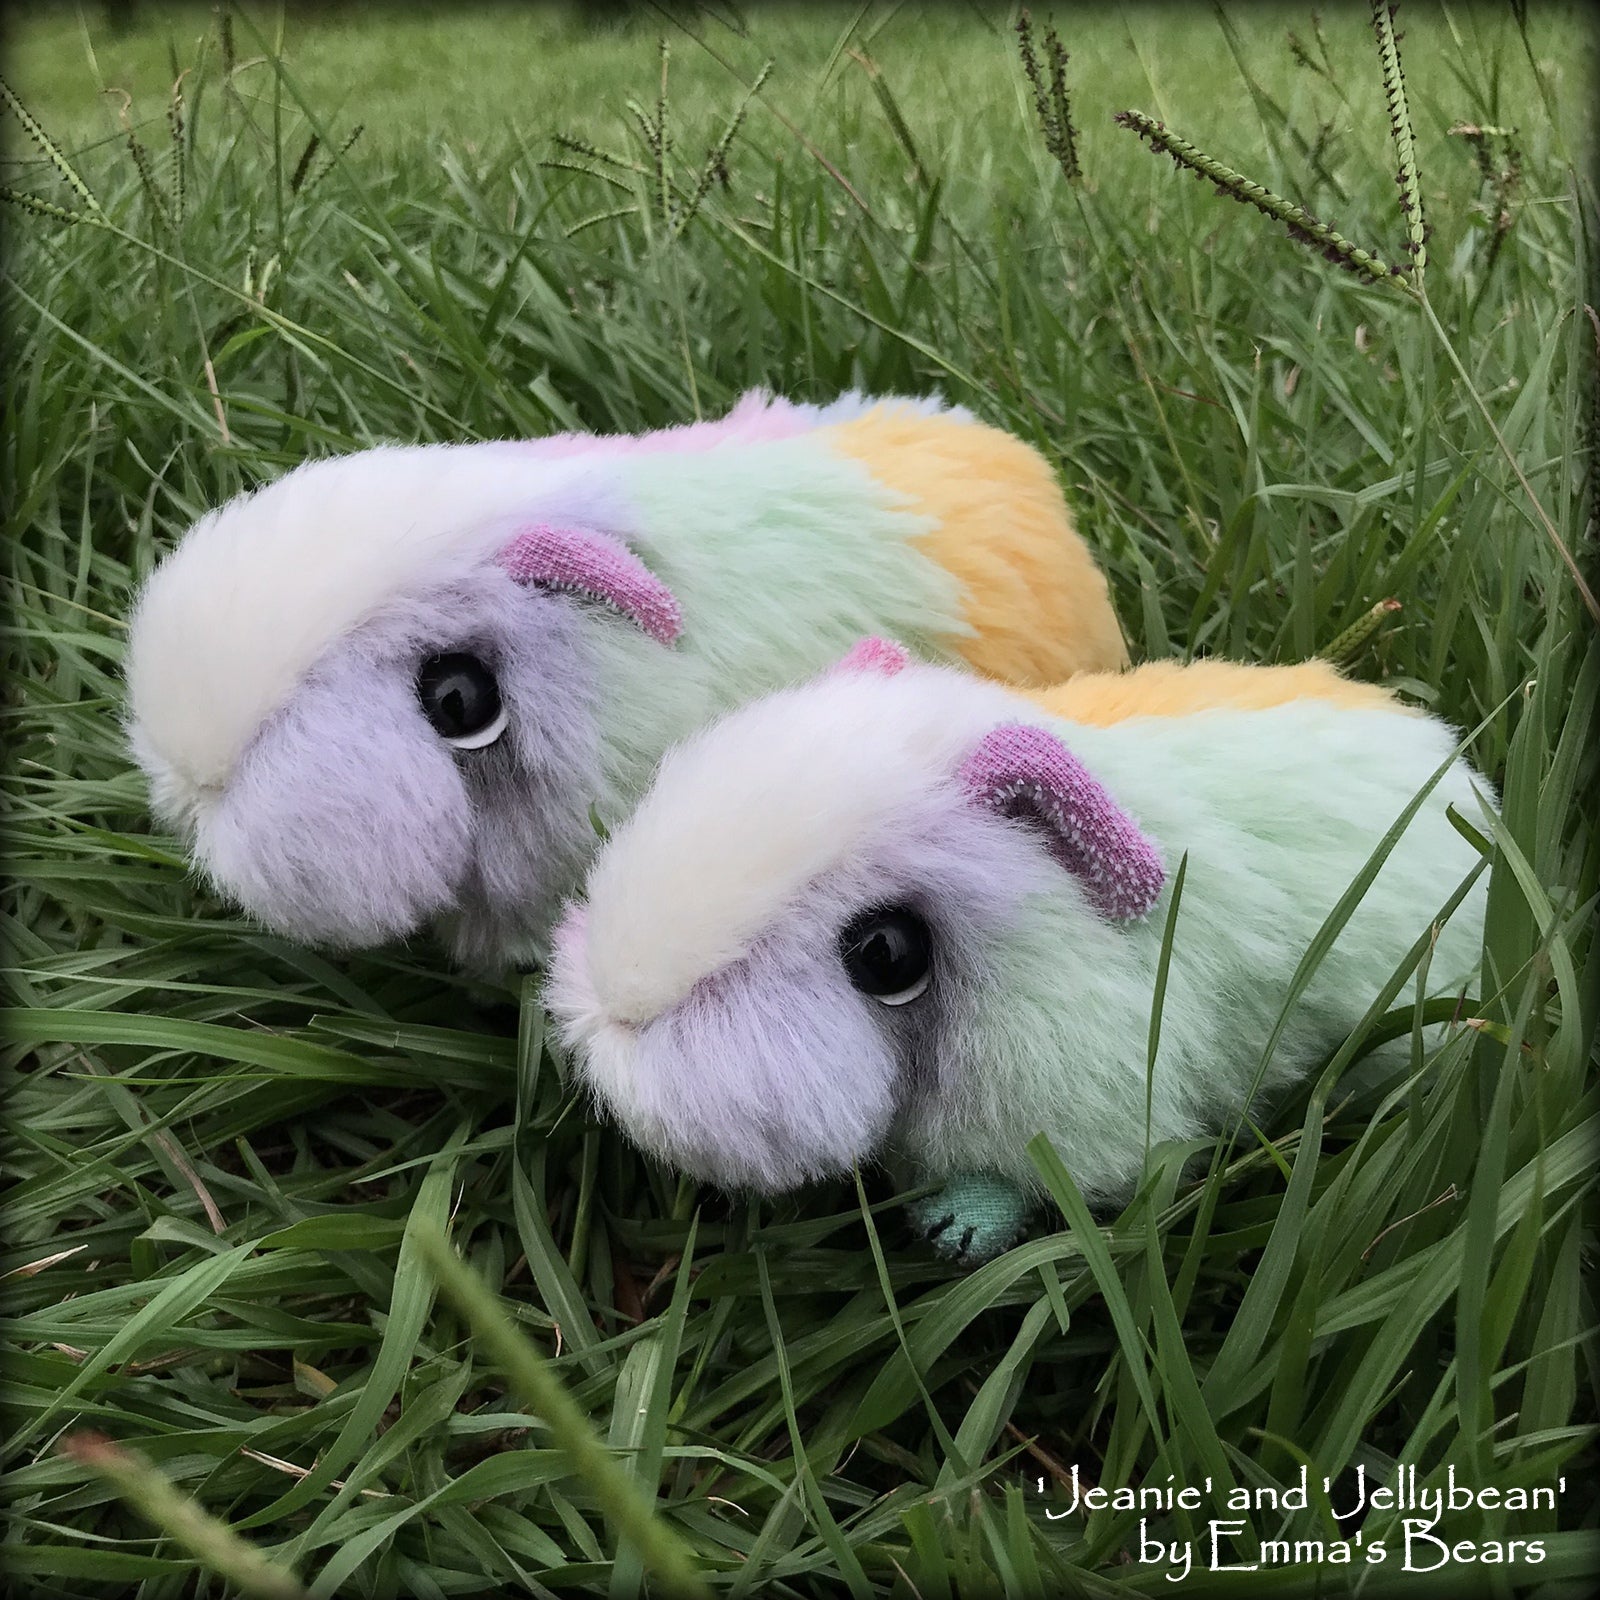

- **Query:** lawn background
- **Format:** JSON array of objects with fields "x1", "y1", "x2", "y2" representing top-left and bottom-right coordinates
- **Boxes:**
[{"x1": 3, "y1": 2, "x2": 1598, "y2": 1596}]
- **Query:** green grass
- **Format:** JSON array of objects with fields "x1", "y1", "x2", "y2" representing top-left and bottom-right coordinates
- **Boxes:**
[{"x1": 3, "y1": 2, "x2": 1597, "y2": 1595}]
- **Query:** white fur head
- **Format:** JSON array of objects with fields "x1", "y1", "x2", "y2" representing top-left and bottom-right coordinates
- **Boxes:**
[
  {"x1": 546, "y1": 645, "x2": 1167, "y2": 1191},
  {"x1": 124, "y1": 443, "x2": 673, "y2": 960}
]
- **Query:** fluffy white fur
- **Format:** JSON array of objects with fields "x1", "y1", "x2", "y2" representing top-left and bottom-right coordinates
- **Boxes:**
[
  {"x1": 126, "y1": 442, "x2": 622, "y2": 824},
  {"x1": 578, "y1": 666, "x2": 1022, "y2": 1022}
]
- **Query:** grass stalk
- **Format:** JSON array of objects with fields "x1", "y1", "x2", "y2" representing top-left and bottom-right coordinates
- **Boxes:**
[
  {"x1": 1112, "y1": 109, "x2": 1410, "y2": 287},
  {"x1": 58, "y1": 1433, "x2": 309, "y2": 1600},
  {"x1": 1325, "y1": 597, "x2": 1402, "y2": 665},
  {"x1": 1418, "y1": 292, "x2": 1600, "y2": 624},
  {"x1": 1016, "y1": 10, "x2": 1080, "y2": 184},
  {"x1": 409, "y1": 1222, "x2": 712, "y2": 1600},
  {"x1": 0, "y1": 71, "x2": 105, "y2": 214},
  {"x1": 1371, "y1": 0, "x2": 1427, "y2": 281}
]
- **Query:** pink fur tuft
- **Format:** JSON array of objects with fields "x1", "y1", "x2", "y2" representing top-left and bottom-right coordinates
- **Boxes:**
[
  {"x1": 498, "y1": 524, "x2": 682, "y2": 646},
  {"x1": 833, "y1": 636, "x2": 911, "y2": 677},
  {"x1": 515, "y1": 390, "x2": 817, "y2": 462},
  {"x1": 958, "y1": 722, "x2": 1164, "y2": 921}
]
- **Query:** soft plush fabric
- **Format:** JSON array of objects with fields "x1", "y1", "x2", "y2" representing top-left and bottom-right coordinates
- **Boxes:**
[
  {"x1": 1033, "y1": 655, "x2": 1411, "y2": 724},
  {"x1": 821, "y1": 407, "x2": 1129, "y2": 685},
  {"x1": 547, "y1": 650, "x2": 1494, "y2": 1263},
  {"x1": 124, "y1": 390, "x2": 1125, "y2": 967}
]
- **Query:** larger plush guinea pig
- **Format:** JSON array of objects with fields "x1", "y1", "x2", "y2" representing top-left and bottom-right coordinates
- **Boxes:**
[
  {"x1": 546, "y1": 643, "x2": 1493, "y2": 1264},
  {"x1": 124, "y1": 391, "x2": 1127, "y2": 968}
]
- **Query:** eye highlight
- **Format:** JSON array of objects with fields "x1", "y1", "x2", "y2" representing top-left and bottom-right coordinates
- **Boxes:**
[
  {"x1": 416, "y1": 652, "x2": 507, "y2": 750},
  {"x1": 839, "y1": 905, "x2": 933, "y2": 1006}
]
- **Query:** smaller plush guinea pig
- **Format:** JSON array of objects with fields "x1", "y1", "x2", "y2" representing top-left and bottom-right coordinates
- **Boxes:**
[{"x1": 546, "y1": 643, "x2": 1494, "y2": 1264}]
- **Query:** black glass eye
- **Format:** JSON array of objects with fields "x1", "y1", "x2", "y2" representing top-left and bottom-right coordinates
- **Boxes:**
[
  {"x1": 416, "y1": 652, "x2": 507, "y2": 750},
  {"x1": 838, "y1": 905, "x2": 933, "y2": 1006}
]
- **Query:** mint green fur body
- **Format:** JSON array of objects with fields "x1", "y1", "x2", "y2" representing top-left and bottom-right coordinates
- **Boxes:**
[
  {"x1": 897, "y1": 698, "x2": 1490, "y2": 1257},
  {"x1": 585, "y1": 441, "x2": 966, "y2": 834}
]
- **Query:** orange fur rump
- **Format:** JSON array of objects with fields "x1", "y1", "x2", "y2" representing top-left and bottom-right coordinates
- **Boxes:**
[
  {"x1": 1028, "y1": 657, "x2": 1412, "y2": 726},
  {"x1": 824, "y1": 408, "x2": 1129, "y2": 686}
]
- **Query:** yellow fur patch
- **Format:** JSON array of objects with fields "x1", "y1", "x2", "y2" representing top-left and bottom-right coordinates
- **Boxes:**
[
  {"x1": 823, "y1": 408, "x2": 1129, "y2": 686},
  {"x1": 1027, "y1": 657, "x2": 1414, "y2": 726}
]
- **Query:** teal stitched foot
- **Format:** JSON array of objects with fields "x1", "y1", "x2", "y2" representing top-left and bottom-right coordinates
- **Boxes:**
[{"x1": 907, "y1": 1173, "x2": 1030, "y2": 1265}]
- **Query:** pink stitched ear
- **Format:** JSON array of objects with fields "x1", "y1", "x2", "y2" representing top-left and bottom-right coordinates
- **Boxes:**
[
  {"x1": 498, "y1": 524, "x2": 682, "y2": 646},
  {"x1": 958, "y1": 722, "x2": 1165, "y2": 922},
  {"x1": 833, "y1": 636, "x2": 911, "y2": 677}
]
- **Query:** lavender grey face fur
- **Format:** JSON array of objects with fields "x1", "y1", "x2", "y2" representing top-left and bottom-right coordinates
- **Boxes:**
[
  {"x1": 563, "y1": 786, "x2": 1049, "y2": 1191},
  {"x1": 198, "y1": 574, "x2": 601, "y2": 960}
]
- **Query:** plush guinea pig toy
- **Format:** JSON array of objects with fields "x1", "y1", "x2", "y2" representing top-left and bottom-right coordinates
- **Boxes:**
[
  {"x1": 124, "y1": 392, "x2": 1126, "y2": 969},
  {"x1": 546, "y1": 642, "x2": 1493, "y2": 1264}
]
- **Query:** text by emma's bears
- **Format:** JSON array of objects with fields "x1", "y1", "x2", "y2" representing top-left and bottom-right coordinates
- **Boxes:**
[{"x1": 1036, "y1": 1464, "x2": 1565, "y2": 1580}]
